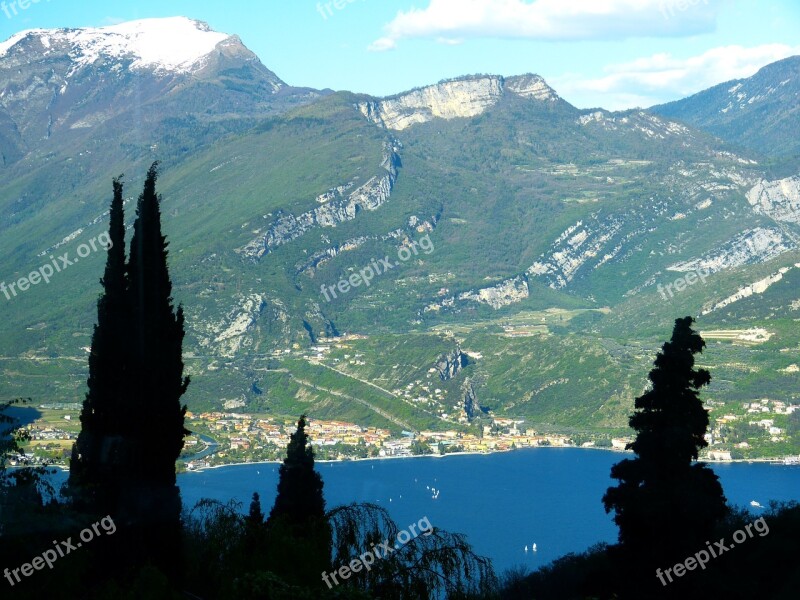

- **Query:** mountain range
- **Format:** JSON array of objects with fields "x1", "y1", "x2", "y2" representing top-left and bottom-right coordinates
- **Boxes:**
[{"x1": 1, "y1": 17, "x2": 798, "y2": 450}]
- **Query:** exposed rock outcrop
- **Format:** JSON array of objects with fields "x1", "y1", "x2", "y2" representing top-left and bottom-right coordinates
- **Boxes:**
[
  {"x1": 747, "y1": 175, "x2": 800, "y2": 223},
  {"x1": 294, "y1": 216, "x2": 435, "y2": 276},
  {"x1": 577, "y1": 110, "x2": 693, "y2": 139},
  {"x1": 202, "y1": 293, "x2": 269, "y2": 357},
  {"x1": 237, "y1": 140, "x2": 401, "y2": 259},
  {"x1": 458, "y1": 276, "x2": 530, "y2": 309},
  {"x1": 668, "y1": 227, "x2": 794, "y2": 274},
  {"x1": 463, "y1": 379, "x2": 487, "y2": 421},
  {"x1": 702, "y1": 263, "x2": 800, "y2": 314},
  {"x1": 358, "y1": 74, "x2": 557, "y2": 131},
  {"x1": 435, "y1": 347, "x2": 470, "y2": 381}
]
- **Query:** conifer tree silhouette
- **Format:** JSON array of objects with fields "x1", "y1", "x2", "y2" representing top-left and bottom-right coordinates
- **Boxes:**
[
  {"x1": 266, "y1": 415, "x2": 332, "y2": 587},
  {"x1": 70, "y1": 176, "x2": 128, "y2": 508},
  {"x1": 69, "y1": 164, "x2": 189, "y2": 580},
  {"x1": 603, "y1": 317, "x2": 728, "y2": 591}
]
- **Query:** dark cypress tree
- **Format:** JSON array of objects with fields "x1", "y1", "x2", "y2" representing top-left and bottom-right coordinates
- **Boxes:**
[
  {"x1": 70, "y1": 175, "x2": 128, "y2": 508},
  {"x1": 68, "y1": 165, "x2": 189, "y2": 581},
  {"x1": 269, "y1": 415, "x2": 326, "y2": 523},
  {"x1": 603, "y1": 317, "x2": 728, "y2": 592},
  {"x1": 247, "y1": 492, "x2": 265, "y2": 529},
  {"x1": 120, "y1": 162, "x2": 189, "y2": 578},
  {"x1": 125, "y1": 162, "x2": 189, "y2": 486},
  {"x1": 243, "y1": 492, "x2": 267, "y2": 570},
  {"x1": 266, "y1": 415, "x2": 332, "y2": 587}
]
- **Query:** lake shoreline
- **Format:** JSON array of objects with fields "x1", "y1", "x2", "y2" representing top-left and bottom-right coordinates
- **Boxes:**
[
  {"x1": 182, "y1": 444, "x2": 794, "y2": 474},
  {"x1": 15, "y1": 443, "x2": 794, "y2": 475}
]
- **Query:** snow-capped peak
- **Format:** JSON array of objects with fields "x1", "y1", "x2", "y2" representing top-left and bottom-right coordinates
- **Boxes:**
[{"x1": 0, "y1": 16, "x2": 231, "y2": 74}]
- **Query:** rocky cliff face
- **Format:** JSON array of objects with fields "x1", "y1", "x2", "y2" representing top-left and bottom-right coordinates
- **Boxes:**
[
  {"x1": 459, "y1": 276, "x2": 530, "y2": 309},
  {"x1": 435, "y1": 347, "x2": 470, "y2": 381},
  {"x1": 668, "y1": 227, "x2": 794, "y2": 274},
  {"x1": 238, "y1": 140, "x2": 402, "y2": 259},
  {"x1": 462, "y1": 379, "x2": 486, "y2": 421},
  {"x1": 747, "y1": 176, "x2": 800, "y2": 223},
  {"x1": 358, "y1": 74, "x2": 557, "y2": 131},
  {"x1": 702, "y1": 263, "x2": 800, "y2": 315},
  {"x1": 423, "y1": 154, "x2": 775, "y2": 314},
  {"x1": 197, "y1": 293, "x2": 271, "y2": 358}
]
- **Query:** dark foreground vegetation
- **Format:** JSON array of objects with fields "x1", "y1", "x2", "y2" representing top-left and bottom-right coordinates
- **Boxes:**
[{"x1": 1, "y1": 167, "x2": 798, "y2": 599}]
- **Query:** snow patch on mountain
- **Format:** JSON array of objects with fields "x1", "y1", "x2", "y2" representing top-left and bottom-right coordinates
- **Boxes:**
[
  {"x1": 719, "y1": 74, "x2": 794, "y2": 114},
  {"x1": 0, "y1": 30, "x2": 37, "y2": 57},
  {"x1": 1, "y1": 17, "x2": 230, "y2": 74}
]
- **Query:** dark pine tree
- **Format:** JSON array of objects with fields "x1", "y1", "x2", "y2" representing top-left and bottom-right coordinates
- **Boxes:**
[
  {"x1": 266, "y1": 415, "x2": 332, "y2": 587},
  {"x1": 70, "y1": 175, "x2": 128, "y2": 511},
  {"x1": 603, "y1": 317, "x2": 728, "y2": 595}
]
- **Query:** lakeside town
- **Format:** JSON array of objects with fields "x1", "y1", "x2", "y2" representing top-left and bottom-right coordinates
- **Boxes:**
[{"x1": 8, "y1": 396, "x2": 799, "y2": 470}]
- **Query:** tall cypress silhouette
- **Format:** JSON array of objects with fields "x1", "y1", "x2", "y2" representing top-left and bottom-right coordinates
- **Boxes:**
[
  {"x1": 121, "y1": 162, "x2": 189, "y2": 578},
  {"x1": 125, "y1": 161, "x2": 189, "y2": 485},
  {"x1": 266, "y1": 415, "x2": 332, "y2": 586},
  {"x1": 269, "y1": 415, "x2": 326, "y2": 523},
  {"x1": 70, "y1": 175, "x2": 128, "y2": 509},
  {"x1": 603, "y1": 317, "x2": 728, "y2": 590},
  {"x1": 69, "y1": 164, "x2": 189, "y2": 580}
]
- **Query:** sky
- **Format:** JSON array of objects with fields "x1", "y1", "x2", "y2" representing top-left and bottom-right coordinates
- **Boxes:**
[{"x1": 0, "y1": 0, "x2": 798, "y2": 110}]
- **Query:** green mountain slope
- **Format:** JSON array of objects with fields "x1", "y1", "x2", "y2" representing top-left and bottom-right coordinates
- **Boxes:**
[{"x1": 1, "y1": 25, "x2": 799, "y2": 455}]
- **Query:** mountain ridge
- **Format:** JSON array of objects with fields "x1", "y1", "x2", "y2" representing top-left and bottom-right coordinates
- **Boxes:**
[{"x1": 651, "y1": 55, "x2": 800, "y2": 159}]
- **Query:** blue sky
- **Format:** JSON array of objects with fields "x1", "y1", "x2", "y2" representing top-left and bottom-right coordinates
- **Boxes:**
[{"x1": 1, "y1": 0, "x2": 798, "y2": 109}]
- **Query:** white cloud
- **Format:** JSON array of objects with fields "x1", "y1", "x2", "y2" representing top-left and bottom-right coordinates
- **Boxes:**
[
  {"x1": 369, "y1": 0, "x2": 719, "y2": 51},
  {"x1": 552, "y1": 44, "x2": 800, "y2": 110}
]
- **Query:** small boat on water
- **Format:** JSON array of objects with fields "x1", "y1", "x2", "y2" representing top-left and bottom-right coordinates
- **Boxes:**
[
  {"x1": 533, "y1": 543, "x2": 537, "y2": 552},
  {"x1": 750, "y1": 500, "x2": 763, "y2": 508}
]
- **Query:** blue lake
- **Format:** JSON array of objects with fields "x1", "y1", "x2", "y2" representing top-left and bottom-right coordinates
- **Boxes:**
[{"x1": 178, "y1": 448, "x2": 800, "y2": 574}]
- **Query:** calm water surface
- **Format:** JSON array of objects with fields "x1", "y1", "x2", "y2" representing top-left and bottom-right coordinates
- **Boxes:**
[{"x1": 179, "y1": 448, "x2": 800, "y2": 573}]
